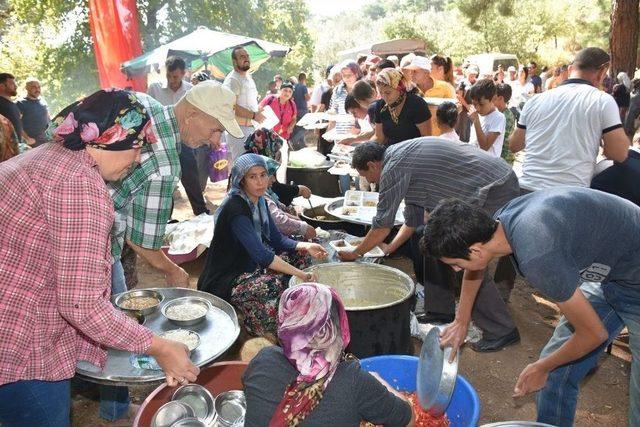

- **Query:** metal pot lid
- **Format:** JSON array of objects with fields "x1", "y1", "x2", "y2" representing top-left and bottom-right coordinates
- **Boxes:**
[
  {"x1": 481, "y1": 423, "x2": 557, "y2": 427},
  {"x1": 417, "y1": 327, "x2": 459, "y2": 416}
]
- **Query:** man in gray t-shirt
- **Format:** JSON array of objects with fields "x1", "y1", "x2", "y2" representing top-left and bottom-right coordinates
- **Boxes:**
[
  {"x1": 339, "y1": 139, "x2": 521, "y2": 352},
  {"x1": 16, "y1": 78, "x2": 49, "y2": 147},
  {"x1": 423, "y1": 187, "x2": 640, "y2": 427}
]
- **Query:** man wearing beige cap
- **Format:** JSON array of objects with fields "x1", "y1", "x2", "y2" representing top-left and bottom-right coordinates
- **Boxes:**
[
  {"x1": 111, "y1": 87, "x2": 242, "y2": 284},
  {"x1": 109, "y1": 79, "x2": 242, "y2": 300}
]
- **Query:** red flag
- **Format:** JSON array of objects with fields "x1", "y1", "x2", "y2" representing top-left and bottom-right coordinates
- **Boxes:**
[{"x1": 88, "y1": 0, "x2": 146, "y2": 91}]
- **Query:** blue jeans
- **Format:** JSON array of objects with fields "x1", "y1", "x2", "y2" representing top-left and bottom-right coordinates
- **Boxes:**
[
  {"x1": 536, "y1": 282, "x2": 640, "y2": 427},
  {"x1": 0, "y1": 379, "x2": 70, "y2": 427},
  {"x1": 111, "y1": 259, "x2": 127, "y2": 295}
]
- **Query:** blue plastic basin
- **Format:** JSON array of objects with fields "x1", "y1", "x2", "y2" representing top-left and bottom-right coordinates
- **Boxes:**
[{"x1": 360, "y1": 355, "x2": 480, "y2": 427}]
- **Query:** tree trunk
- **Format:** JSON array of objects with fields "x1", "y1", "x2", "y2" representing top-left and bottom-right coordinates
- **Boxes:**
[{"x1": 609, "y1": 0, "x2": 640, "y2": 78}]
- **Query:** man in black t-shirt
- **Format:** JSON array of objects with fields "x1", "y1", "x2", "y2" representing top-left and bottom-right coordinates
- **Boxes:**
[{"x1": 0, "y1": 73, "x2": 33, "y2": 146}]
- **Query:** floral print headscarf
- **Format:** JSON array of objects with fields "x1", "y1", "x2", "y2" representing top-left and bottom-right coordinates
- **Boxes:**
[
  {"x1": 376, "y1": 68, "x2": 409, "y2": 93},
  {"x1": 50, "y1": 88, "x2": 157, "y2": 151},
  {"x1": 269, "y1": 283, "x2": 350, "y2": 427},
  {"x1": 244, "y1": 128, "x2": 283, "y2": 161}
]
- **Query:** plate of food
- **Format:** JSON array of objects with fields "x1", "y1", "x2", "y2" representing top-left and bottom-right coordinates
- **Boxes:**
[
  {"x1": 160, "y1": 329, "x2": 201, "y2": 354},
  {"x1": 114, "y1": 289, "x2": 164, "y2": 316},
  {"x1": 329, "y1": 239, "x2": 385, "y2": 258},
  {"x1": 161, "y1": 297, "x2": 211, "y2": 327},
  {"x1": 329, "y1": 239, "x2": 350, "y2": 251}
]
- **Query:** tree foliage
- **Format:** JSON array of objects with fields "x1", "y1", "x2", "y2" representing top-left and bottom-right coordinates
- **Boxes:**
[
  {"x1": 374, "y1": 0, "x2": 611, "y2": 65},
  {"x1": 0, "y1": 0, "x2": 625, "y2": 112},
  {"x1": 1, "y1": 0, "x2": 314, "y2": 112}
]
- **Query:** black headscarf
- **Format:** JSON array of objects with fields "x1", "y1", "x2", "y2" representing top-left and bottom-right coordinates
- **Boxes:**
[{"x1": 50, "y1": 88, "x2": 155, "y2": 151}]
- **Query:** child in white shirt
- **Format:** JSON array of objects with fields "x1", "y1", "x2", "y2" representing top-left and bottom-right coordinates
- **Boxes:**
[{"x1": 468, "y1": 79, "x2": 506, "y2": 157}]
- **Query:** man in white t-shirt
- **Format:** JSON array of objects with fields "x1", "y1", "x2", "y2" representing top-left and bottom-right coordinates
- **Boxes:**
[
  {"x1": 223, "y1": 46, "x2": 265, "y2": 163},
  {"x1": 509, "y1": 47, "x2": 630, "y2": 193},
  {"x1": 468, "y1": 79, "x2": 506, "y2": 158}
]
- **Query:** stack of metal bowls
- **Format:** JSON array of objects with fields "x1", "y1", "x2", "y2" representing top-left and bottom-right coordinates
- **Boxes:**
[
  {"x1": 150, "y1": 386, "x2": 246, "y2": 427},
  {"x1": 171, "y1": 384, "x2": 215, "y2": 426},
  {"x1": 170, "y1": 419, "x2": 206, "y2": 427},
  {"x1": 151, "y1": 401, "x2": 195, "y2": 427}
]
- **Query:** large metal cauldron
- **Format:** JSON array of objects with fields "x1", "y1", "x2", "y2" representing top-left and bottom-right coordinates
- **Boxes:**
[
  {"x1": 290, "y1": 263, "x2": 415, "y2": 358},
  {"x1": 286, "y1": 164, "x2": 341, "y2": 198}
]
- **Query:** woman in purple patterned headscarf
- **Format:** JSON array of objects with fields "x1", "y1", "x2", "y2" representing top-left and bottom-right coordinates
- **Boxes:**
[{"x1": 243, "y1": 283, "x2": 414, "y2": 427}]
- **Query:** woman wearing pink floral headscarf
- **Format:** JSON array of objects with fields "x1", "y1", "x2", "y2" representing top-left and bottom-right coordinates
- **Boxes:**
[{"x1": 243, "y1": 283, "x2": 414, "y2": 427}]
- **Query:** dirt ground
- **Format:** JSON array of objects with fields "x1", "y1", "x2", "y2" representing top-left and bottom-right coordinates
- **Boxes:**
[{"x1": 71, "y1": 181, "x2": 632, "y2": 426}]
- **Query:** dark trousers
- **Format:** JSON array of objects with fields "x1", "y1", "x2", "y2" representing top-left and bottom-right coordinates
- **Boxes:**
[
  {"x1": 179, "y1": 142, "x2": 211, "y2": 216},
  {"x1": 591, "y1": 149, "x2": 640, "y2": 206},
  {"x1": 412, "y1": 226, "x2": 516, "y2": 339},
  {"x1": 413, "y1": 173, "x2": 521, "y2": 339},
  {"x1": 411, "y1": 226, "x2": 516, "y2": 339}
]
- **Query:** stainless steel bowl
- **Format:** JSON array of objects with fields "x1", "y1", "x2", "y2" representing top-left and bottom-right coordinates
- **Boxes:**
[
  {"x1": 172, "y1": 384, "x2": 215, "y2": 425},
  {"x1": 170, "y1": 417, "x2": 207, "y2": 427},
  {"x1": 114, "y1": 289, "x2": 164, "y2": 316},
  {"x1": 151, "y1": 401, "x2": 195, "y2": 427},
  {"x1": 161, "y1": 297, "x2": 211, "y2": 327},
  {"x1": 213, "y1": 390, "x2": 246, "y2": 427}
]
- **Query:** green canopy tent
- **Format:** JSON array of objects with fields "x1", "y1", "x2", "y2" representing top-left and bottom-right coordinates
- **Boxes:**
[
  {"x1": 167, "y1": 42, "x2": 270, "y2": 80},
  {"x1": 121, "y1": 26, "x2": 289, "y2": 80}
]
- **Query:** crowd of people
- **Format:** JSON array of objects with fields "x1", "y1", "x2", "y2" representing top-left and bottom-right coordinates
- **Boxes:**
[{"x1": 0, "y1": 41, "x2": 639, "y2": 427}]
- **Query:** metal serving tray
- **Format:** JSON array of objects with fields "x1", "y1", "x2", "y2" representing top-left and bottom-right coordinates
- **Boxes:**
[
  {"x1": 325, "y1": 197, "x2": 404, "y2": 226},
  {"x1": 76, "y1": 288, "x2": 240, "y2": 386}
]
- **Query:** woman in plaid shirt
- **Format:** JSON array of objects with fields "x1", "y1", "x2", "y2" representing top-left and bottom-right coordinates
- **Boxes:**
[{"x1": 0, "y1": 89, "x2": 199, "y2": 427}]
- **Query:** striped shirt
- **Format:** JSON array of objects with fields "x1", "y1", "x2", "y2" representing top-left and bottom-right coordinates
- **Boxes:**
[
  {"x1": 329, "y1": 82, "x2": 353, "y2": 135},
  {"x1": 108, "y1": 93, "x2": 181, "y2": 259},
  {"x1": 373, "y1": 137, "x2": 519, "y2": 228}
]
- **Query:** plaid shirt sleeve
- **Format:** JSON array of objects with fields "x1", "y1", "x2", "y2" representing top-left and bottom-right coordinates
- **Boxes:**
[
  {"x1": 110, "y1": 94, "x2": 181, "y2": 256},
  {"x1": 126, "y1": 174, "x2": 178, "y2": 249},
  {"x1": 45, "y1": 175, "x2": 153, "y2": 353}
]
